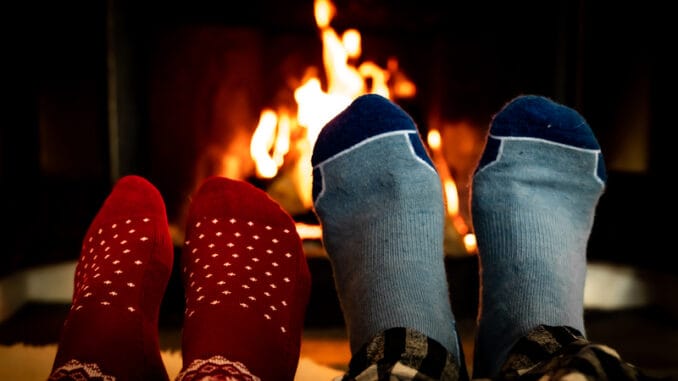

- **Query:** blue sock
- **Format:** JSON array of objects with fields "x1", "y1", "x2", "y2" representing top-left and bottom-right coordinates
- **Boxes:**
[
  {"x1": 471, "y1": 95, "x2": 607, "y2": 378},
  {"x1": 311, "y1": 94, "x2": 462, "y2": 364}
]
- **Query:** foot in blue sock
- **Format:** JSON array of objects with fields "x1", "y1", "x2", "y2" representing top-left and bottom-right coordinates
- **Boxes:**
[
  {"x1": 471, "y1": 95, "x2": 607, "y2": 378},
  {"x1": 311, "y1": 94, "x2": 462, "y2": 365}
]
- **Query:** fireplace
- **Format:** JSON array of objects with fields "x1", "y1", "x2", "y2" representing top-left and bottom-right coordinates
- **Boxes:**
[
  {"x1": 132, "y1": 0, "x2": 497, "y2": 256},
  {"x1": 3, "y1": 0, "x2": 672, "y2": 282}
]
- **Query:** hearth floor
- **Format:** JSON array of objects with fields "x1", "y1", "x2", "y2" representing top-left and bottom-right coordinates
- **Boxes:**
[{"x1": 0, "y1": 303, "x2": 676, "y2": 380}]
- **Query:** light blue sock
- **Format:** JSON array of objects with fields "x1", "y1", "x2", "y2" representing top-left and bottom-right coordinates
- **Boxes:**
[
  {"x1": 471, "y1": 95, "x2": 607, "y2": 378},
  {"x1": 311, "y1": 94, "x2": 461, "y2": 364}
]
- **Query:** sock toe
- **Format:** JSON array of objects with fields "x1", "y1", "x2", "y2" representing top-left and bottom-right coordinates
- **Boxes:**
[
  {"x1": 312, "y1": 94, "x2": 421, "y2": 164},
  {"x1": 311, "y1": 94, "x2": 435, "y2": 202},
  {"x1": 490, "y1": 95, "x2": 600, "y2": 149},
  {"x1": 189, "y1": 176, "x2": 294, "y2": 228},
  {"x1": 479, "y1": 95, "x2": 606, "y2": 183},
  {"x1": 99, "y1": 175, "x2": 167, "y2": 222}
]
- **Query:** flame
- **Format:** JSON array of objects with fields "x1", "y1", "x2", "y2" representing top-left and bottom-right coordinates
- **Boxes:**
[
  {"x1": 247, "y1": 0, "x2": 472, "y2": 254},
  {"x1": 427, "y1": 129, "x2": 459, "y2": 216},
  {"x1": 463, "y1": 233, "x2": 477, "y2": 254},
  {"x1": 250, "y1": 0, "x2": 415, "y2": 209},
  {"x1": 428, "y1": 128, "x2": 476, "y2": 254},
  {"x1": 250, "y1": 109, "x2": 291, "y2": 178}
]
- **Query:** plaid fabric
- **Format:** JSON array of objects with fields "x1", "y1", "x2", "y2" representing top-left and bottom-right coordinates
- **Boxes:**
[
  {"x1": 491, "y1": 325, "x2": 663, "y2": 381},
  {"x1": 338, "y1": 325, "x2": 662, "y2": 381},
  {"x1": 336, "y1": 327, "x2": 468, "y2": 381}
]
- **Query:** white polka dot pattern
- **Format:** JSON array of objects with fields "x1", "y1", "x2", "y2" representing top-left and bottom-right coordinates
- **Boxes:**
[
  {"x1": 183, "y1": 217, "x2": 296, "y2": 334},
  {"x1": 71, "y1": 217, "x2": 155, "y2": 314}
]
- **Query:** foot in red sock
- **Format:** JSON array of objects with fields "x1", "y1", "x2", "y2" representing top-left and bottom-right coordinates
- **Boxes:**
[
  {"x1": 177, "y1": 176, "x2": 311, "y2": 381},
  {"x1": 49, "y1": 175, "x2": 174, "y2": 381}
]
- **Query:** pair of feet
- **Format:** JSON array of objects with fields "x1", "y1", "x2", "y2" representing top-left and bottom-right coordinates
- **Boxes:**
[
  {"x1": 49, "y1": 176, "x2": 311, "y2": 381},
  {"x1": 50, "y1": 93, "x2": 606, "y2": 380},
  {"x1": 312, "y1": 94, "x2": 606, "y2": 379}
]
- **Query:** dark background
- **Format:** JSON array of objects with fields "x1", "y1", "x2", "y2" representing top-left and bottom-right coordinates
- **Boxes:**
[
  {"x1": 1, "y1": 2, "x2": 677, "y2": 378},
  {"x1": 2, "y1": 0, "x2": 674, "y2": 276}
]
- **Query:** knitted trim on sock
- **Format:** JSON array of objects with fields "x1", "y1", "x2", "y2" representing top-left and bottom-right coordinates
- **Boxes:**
[
  {"x1": 176, "y1": 355, "x2": 260, "y2": 381},
  {"x1": 48, "y1": 359, "x2": 115, "y2": 381}
]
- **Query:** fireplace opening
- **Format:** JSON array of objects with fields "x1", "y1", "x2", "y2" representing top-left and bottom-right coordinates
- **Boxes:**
[{"x1": 142, "y1": 0, "x2": 496, "y2": 257}]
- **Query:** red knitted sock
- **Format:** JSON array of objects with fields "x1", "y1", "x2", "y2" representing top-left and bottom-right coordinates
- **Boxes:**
[
  {"x1": 49, "y1": 175, "x2": 174, "y2": 381},
  {"x1": 177, "y1": 176, "x2": 311, "y2": 381}
]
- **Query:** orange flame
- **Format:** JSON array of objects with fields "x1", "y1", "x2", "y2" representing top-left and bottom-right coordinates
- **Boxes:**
[
  {"x1": 428, "y1": 128, "x2": 476, "y2": 254},
  {"x1": 248, "y1": 0, "x2": 472, "y2": 254},
  {"x1": 250, "y1": 0, "x2": 416, "y2": 212}
]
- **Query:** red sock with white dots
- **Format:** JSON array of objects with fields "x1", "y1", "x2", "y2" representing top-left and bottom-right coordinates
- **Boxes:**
[
  {"x1": 177, "y1": 176, "x2": 311, "y2": 381},
  {"x1": 49, "y1": 175, "x2": 174, "y2": 381}
]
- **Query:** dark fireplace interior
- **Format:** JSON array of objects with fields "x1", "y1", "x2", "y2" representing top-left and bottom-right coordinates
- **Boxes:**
[{"x1": 3, "y1": 0, "x2": 674, "y2": 294}]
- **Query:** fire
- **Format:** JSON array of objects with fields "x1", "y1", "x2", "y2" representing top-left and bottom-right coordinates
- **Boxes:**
[
  {"x1": 251, "y1": 109, "x2": 291, "y2": 179},
  {"x1": 427, "y1": 129, "x2": 477, "y2": 254},
  {"x1": 249, "y1": 0, "x2": 415, "y2": 207},
  {"x1": 247, "y1": 0, "x2": 474, "y2": 254}
]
